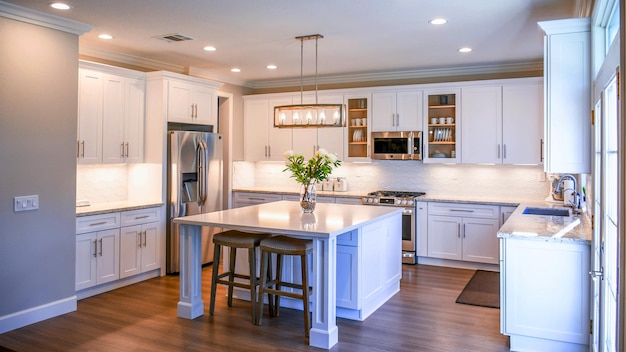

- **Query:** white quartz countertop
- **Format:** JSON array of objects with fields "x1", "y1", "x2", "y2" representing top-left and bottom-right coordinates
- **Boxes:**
[
  {"x1": 76, "y1": 201, "x2": 164, "y2": 217},
  {"x1": 497, "y1": 202, "x2": 592, "y2": 244},
  {"x1": 174, "y1": 200, "x2": 402, "y2": 238}
]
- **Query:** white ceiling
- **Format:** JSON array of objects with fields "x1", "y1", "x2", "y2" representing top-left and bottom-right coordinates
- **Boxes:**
[{"x1": 6, "y1": 0, "x2": 584, "y2": 88}]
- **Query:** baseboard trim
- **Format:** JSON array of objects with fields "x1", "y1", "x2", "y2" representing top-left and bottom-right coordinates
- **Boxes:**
[{"x1": 0, "y1": 295, "x2": 77, "y2": 334}]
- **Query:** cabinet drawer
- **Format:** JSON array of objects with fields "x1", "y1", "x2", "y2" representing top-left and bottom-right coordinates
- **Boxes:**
[
  {"x1": 121, "y1": 207, "x2": 161, "y2": 227},
  {"x1": 234, "y1": 192, "x2": 282, "y2": 204},
  {"x1": 76, "y1": 213, "x2": 121, "y2": 234},
  {"x1": 428, "y1": 202, "x2": 499, "y2": 219}
]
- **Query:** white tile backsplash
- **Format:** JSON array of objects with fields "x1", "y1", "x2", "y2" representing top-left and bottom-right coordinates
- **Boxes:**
[
  {"x1": 76, "y1": 164, "x2": 128, "y2": 203},
  {"x1": 233, "y1": 160, "x2": 549, "y2": 201}
]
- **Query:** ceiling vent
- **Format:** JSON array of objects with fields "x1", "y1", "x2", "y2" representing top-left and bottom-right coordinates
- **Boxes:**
[{"x1": 155, "y1": 33, "x2": 194, "y2": 43}]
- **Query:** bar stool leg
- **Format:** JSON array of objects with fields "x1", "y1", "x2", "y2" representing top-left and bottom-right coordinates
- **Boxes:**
[
  {"x1": 274, "y1": 253, "x2": 282, "y2": 317},
  {"x1": 248, "y1": 247, "x2": 257, "y2": 325},
  {"x1": 301, "y1": 253, "x2": 310, "y2": 338},
  {"x1": 256, "y1": 249, "x2": 268, "y2": 326},
  {"x1": 227, "y1": 247, "x2": 236, "y2": 307},
  {"x1": 209, "y1": 243, "x2": 221, "y2": 316}
]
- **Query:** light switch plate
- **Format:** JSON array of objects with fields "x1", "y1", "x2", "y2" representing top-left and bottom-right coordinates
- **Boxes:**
[{"x1": 14, "y1": 195, "x2": 39, "y2": 212}]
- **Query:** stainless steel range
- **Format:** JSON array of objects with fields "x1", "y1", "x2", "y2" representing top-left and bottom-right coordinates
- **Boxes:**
[{"x1": 362, "y1": 190, "x2": 425, "y2": 264}]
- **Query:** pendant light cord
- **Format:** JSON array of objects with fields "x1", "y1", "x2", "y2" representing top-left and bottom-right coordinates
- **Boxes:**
[{"x1": 300, "y1": 37, "x2": 304, "y2": 104}]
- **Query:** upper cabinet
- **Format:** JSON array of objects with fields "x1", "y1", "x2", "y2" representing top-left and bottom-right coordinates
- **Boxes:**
[
  {"x1": 243, "y1": 96, "x2": 293, "y2": 161},
  {"x1": 371, "y1": 90, "x2": 422, "y2": 132},
  {"x1": 78, "y1": 62, "x2": 146, "y2": 164},
  {"x1": 146, "y1": 71, "x2": 222, "y2": 127},
  {"x1": 538, "y1": 18, "x2": 591, "y2": 174},
  {"x1": 460, "y1": 79, "x2": 543, "y2": 165},
  {"x1": 423, "y1": 88, "x2": 461, "y2": 163},
  {"x1": 344, "y1": 94, "x2": 370, "y2": 160}
]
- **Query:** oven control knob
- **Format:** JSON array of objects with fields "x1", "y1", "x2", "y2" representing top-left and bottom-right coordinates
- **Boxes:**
[
  {"x1": 367, "y1": 198, "x2": 374, "y2": 203},
  {"x1": 407, "y1": 200, "x2": 414, "y2": 206},
  {"x1": 373, "y1": 198, "x2": 379, "y2": 204},
  {"x1": 400, "y1": 199, "x2": 408, "y2": 205},
  {"x1": 362, "y1": 197, "x2": 368, "y2": 204}
]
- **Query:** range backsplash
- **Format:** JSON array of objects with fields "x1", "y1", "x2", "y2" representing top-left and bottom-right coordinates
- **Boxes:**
[{"x1": 233, "y1": 160, "x2": 550, "y2": 201}]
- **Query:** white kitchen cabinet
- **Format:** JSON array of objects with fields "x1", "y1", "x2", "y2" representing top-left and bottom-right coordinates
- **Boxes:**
[
  {"x1": 371, "y1": 90, "x2": 422, "y2": 132},
  {"x1": 415, "y1": 201, "x2": 428, "y2": 257},
  {"x1": 427, "y1": 202, "x2": 500, "y2": 264},
  {"x1": 167, "y1": 80, "x2": 216, "y2": 125},
  {"x1": 538, "y1": 18, "x2": 591, "y2": 174},
  {"x1": 102, "y1": 74, "x2": 145, "y2": 163},
  {"x1": 243, "y1": 96, "x2": 293, "y2": 161},
  {"x1": 233, "y1": 191, "x2": 283, "y2": 208},
  {"x1": 292, "y1": 95, "x2": 345, "y2": 160},
  {"x1": 500, "y1": 238, "x2": 590, "y2": 351},
  {"x1": 75, "y1": 228, "x2": 120, "y2": 291},
  {"x1": 344, "y1": 94, "x2": 370, "y2": 160},
  {"x1": 119, "y1": 208, "x2": 161, "y2": 279},
  {"x1": 77, "y1": 68, "x2": 103, "y2": 164},
  {"x1": 460, "y1": 86, "x2": 502, "y2": 164}
]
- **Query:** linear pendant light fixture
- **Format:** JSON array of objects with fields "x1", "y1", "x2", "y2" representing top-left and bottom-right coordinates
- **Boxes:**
[{"x1": 274, "y1": 34, "x2": 345, "y2": 128}]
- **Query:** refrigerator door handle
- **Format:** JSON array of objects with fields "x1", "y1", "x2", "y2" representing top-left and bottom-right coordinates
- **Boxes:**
[{"x1": 197, "y1": 139, "x2": 208, "y2": 208}]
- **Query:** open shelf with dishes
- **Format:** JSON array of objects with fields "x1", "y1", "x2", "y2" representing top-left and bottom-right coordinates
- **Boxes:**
[
  {"x1": 346, "y1": 97, "x2": 369, "y2": 158},
  {"x1": 424, "y1": 91, "x2": 460, "y2": 162}
]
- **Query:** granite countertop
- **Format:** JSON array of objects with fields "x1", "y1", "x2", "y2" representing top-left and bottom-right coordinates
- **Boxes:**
[
  {"x1": 76, "y1": 201, "x2": 164, "y2": 217},
  {"x1": 497, "y1": 202, "x2": 592, "y2": 245}
]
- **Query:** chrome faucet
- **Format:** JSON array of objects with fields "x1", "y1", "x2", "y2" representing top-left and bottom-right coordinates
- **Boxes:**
[{"x1": 556, "y1": 174, "x2": 579, "y2": 209}]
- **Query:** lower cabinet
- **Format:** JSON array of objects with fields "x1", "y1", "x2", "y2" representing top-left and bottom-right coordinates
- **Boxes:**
[
  {"x1": 75, "y1": 228, "x2": 120, "y2": 291},
  {"x1": 500, "y1": 237, "x2": 590, "y2": 351},
  {"x1": 76, "y1": 206, "x2": 162, "y2": 297},
  {"x1": 426, "y1": 202, "x2": 500, "y2": 264}
]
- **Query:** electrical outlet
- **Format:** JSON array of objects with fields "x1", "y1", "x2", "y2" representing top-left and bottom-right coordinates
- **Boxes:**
[{"x1": 14, "y1": 195, "x2": 39, "y2": 212}]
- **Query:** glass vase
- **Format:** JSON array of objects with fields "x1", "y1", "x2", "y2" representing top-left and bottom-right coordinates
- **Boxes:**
[{"x1": 300, "y1": 182, "x2": 317, "y2": 213}]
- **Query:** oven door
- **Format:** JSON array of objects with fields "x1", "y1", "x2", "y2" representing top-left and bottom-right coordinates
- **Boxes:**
[{"x1": 401, "y1": 208, "x2": 416, "y2": 264}]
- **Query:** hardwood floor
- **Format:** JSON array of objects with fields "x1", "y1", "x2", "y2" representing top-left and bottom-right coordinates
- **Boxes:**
[{"x1": 0, "y1": 264, "x2": 509, "y2": 351}]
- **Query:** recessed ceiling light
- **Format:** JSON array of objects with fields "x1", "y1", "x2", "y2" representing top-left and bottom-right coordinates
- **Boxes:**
[
  {"x1": 203, "y1": 46, "x2": 216, "y2": 52},
  {"x1": 266, "y1": 65, "x2": 277, "y2": 70},
  {"x1": 98, "y1": 34, "x2": 113, "y2": 40},
  {"x1": 231, "y1": 68, "x2": 241, "y2": 73},
  {"x1": 429, "y1": 18, "x2": 447, "y2": 25},
  {"x1": 458, "y1": 47, "x2": 472, "y2": 53},
  {"x1": 50, "y1": 2, "x2": 71, "y2": 10}
]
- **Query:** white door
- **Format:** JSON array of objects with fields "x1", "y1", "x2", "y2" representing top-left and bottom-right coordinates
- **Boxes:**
[{"x1": 591, "y1": 73, "x2": 620, "y2": 352}]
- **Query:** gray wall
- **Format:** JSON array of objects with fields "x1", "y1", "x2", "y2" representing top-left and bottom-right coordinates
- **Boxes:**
[{"x1": 0, "y1": 16, "x2": 78, "y2": 316}]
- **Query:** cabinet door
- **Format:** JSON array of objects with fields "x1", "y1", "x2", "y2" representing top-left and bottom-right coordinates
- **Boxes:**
[
  {"x1": 423, "y1": 89, "x2": 461, "y2": 163},
  {"x1": 124, "y1": 77, "x2": 145, "y2": 163},
  {"x1": 96, "y1": 229, "x2": 120, "y2": 285},
  {"x1": 500, "y1": 205, "x2": 517, "y2": 226},
  {"x1": 415, "y1": 201, "x2": 428, "y2": 257},
  {"x1": 141, "y1": 222, "x2": 160, "y2": 272},
  {"x1": 336, "y1": 245, "x2": 359, "y2": 309},
  {"x1": 244, "y1": 99, "x2": 270, "y2": 161},
  {"x1": 267, "y1": 98, "x2": 293, "y2": 160},
  {"x1": 502, "y1": 82, "x2": 543, "y2": 164},
  {"x1": 371, "y1": 92, "x2": 396, "y2": 131},
  {"x1": 120, "y1": 225, "x2": 142, "y2": 279},
  {"x1": 193, "y1": 85, "x2": 216, "y2": 126},
  {"x1": 427, "y1": 215, "x2": 462, "y2": 260},
  {"x1": 292, "y1": 128, "x2": 318, "y2": 159},
  {"x1": 461, "y1": 86, "x2": 502, "y2": 164},
  {"x1": 167, "y1": 81, "x2": 193, "y2": 122},
  {"x1": 462, "y1": 218, "x2": 500, "y2": 264},
  {"x1": 102, "y1": 74, "x2": 126, "y2": 163},
  {"x1": 77, "y1": 69, "x2": 103, "y2": 164},
  {"x1": 76, "y1": 233, "x2": 97, "y2": 290},
  {"x1": 396, "y1": 90, "x2": 422, "y2": 131},
  {"x1": 316, "y1": 94, "x2": 345, "y2": 160}
]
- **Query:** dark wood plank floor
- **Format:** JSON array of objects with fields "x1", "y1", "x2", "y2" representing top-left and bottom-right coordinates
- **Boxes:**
[{"x1": 0, "y1": 264, "x2": 509, "y2": 351}]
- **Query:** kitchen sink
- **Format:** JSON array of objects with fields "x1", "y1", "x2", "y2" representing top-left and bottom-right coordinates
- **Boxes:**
[{"x1": 522, "y1": 207, "x2": 571, "y2": 216}]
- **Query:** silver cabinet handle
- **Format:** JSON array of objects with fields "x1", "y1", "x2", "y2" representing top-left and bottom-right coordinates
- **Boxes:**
[
  {"x1": 120, "y1": 142, "x2": 125, "y2": 157},
  {"x1": 457, "y1": 223, "x2": 461, "y2": 238},
  {"x1": 396, "y1": 113, "x2": 400, "y2": 127},
  {"x1": 463, "y1": 223, "x2": 466, "y2": 238},
  {"x1": 125, "y1": 142, "x2": 129, "y2": 157},
  {"x1": 190, "y1": 104, "x2": 194, "y2": 118},
  {"x1": 135, "y1": 215, "x2": 149, "y2": 219},
  {"x1": 449, "y1": 209, "x2": 474, "y2": 213},
  {"x1": 138, "y1": 233, "x2": 142, "y2": 248},
  {"x1": 503, "y1": 144, "x2": 507, "y2": 159},
  {"x1": 143, "y1": 230, "x2": 147, "y2": 247},
  {"x1": 93, "y1": 239, "x2": 98, "y2": 258},
  {"x1": 81, "y1": 141, "x2": 85, "y2": 158},
  {"x1": 90, "y1": 221, "x2": 107, "y2": 226},
  {"x1": 98, "y1": 238, "x2": 103, "y2": 256},
  {"x1": 391, "y1": 113, "x2": 395, "y2": 127},
  {"x1": 497, "y1": 144, "x2": 501, "y2": 159},
  {"x1": 540, "y1": 139, "x2": 544, "y2": 162},
  {"x1": 268, "y1": 145, "x2": 271, "y2": 157},
  {"x1": 77, "y1": 141, "x2": 80, "y2": 158}
]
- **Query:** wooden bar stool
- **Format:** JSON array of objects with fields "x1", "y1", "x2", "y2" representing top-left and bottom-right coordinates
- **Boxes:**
[
  {"x1": 256, "y1": 235, "x2": 313, "y2": 339},
  {"x1": 209, "y1": 230, "x2": 271, "y2": 324}
]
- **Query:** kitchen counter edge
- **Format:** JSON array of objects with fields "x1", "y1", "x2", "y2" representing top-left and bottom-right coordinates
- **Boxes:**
[{"x1": 76, "y1": 201, "x2": 164, "y2": 217}]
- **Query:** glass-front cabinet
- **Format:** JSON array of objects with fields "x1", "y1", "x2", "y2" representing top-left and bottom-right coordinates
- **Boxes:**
[
  {"x1": 423, "y1": 89, "x2": 461, "y2": 163},
  {"x1": 344, "y1": 95, "x2": 370, "y2": 160}
]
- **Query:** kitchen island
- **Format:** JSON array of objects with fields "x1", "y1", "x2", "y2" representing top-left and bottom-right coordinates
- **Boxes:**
[
  {"x1": 497, "y1": 204, "x2": 591, "y2": 352},
  {"x1": 173, "y1": 200, "x2": 402, "y2": 349}
]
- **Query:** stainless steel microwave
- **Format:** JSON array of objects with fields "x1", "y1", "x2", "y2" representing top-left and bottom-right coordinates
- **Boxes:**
[{"x1": 371, "y1": 131, "x2": 422, "y2": 160}]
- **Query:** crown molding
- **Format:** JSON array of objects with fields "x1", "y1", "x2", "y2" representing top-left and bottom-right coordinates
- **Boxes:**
[
  {"x1": 79, "y1": 44, "x2": 186, "y2": 73},
  {"x1": 186, "y1": 67, "x2": 250, "y2": 87},
  {"x1": 244, "y1": 61, "x2": 544, "y2": 90},
  {"x1": 0, "y1": 0, "x2": 93, "y2": 35}
]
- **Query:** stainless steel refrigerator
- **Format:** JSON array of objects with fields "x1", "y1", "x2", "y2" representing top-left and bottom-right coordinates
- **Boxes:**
[{"x1": 167, "y1": 128, "x2": 223, "y2": 274}]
